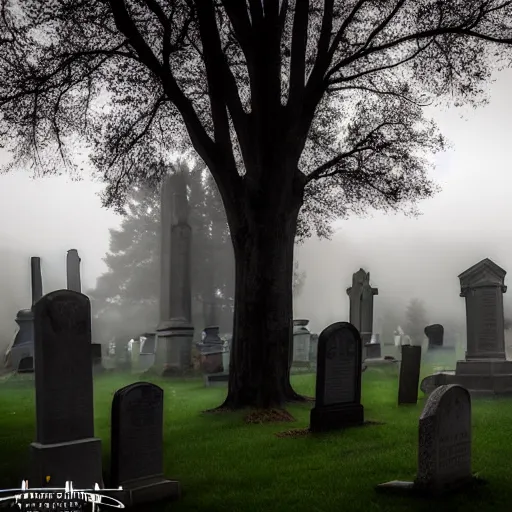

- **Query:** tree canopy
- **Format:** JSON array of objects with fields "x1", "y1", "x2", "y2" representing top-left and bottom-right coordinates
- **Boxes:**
[{"x1": 1, "y1": 1, "x2": 512, "y2": 409}]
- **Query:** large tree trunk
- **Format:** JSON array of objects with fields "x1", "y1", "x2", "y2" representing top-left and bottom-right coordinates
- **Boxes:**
[{"x1": 220, "y1": 194, "x2": 307, "y2": 409}]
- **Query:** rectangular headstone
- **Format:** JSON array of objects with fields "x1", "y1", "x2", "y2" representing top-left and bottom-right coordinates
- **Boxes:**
[
  {"x1": 30, "y1": 290, "x2": 102, "y2": 488},
  {"x1": 30, "y1": 257, "x2": 43, "y2": 306},
  {"x1": 459, "y1": 258, "x2": 506, "y2": 360},
  {"x1": 398, "y1": 345, "x2": 422, "y2": 405},
  {"x1": 66, "y1": 249, "x2": 82, "y2": 293},
  {"x1": 310, "y1": 322, "x2": 364, "y2": 432},
  {"x1": 111, "y1": 382, "x2": 180, "y2": 506},
  {"x1": 377, "y1": 384, "x2": 474, "y2": 494}
]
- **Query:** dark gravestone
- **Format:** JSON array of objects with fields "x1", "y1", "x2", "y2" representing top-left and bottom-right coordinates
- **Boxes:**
[
  {"x1": 111, "y1": 382, "x2": 180, "y2": 506},
  {"x1": 66, "y1": 249, "x2": 82, "y2": 293},
  {"x1": 30, "y1": 290, "x2": 102, "y2": 488},
  {"x1": 141, "y1": 333, "x2": 157, "y2": 354},
  {"x1": 196, "y1": 326, "x2": 223, "y2": 373},
  {"x1": 91, "y1": 343, "x2": 104, "y2": 372},
  {"x1": 425, "y1": 324, "x2": 444, "y2": 349},
  {"x1": 18, "y1": 356, "x2": 34, "y2": 373},
  {"x1": 378, "y1": 384, "x2": 474, "y2": 494},
  {"x1": 365, "y1": 343, "x2": 382, "y2": 359},
  {"x1": 31, "y1": 257, "x2": 43, "y2": 305},
  {"x1": 398, "y1": 345, "x2": 422, "y2": 405},
  {"x1": 310, "y1": 322, "x2": 364, "y2": 432}
]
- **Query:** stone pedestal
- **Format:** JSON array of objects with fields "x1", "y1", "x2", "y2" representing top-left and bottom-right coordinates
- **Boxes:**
[
  {"x1": 30, "y1": 438, "x2": 103, "y2": 488},
  {"x1": 156, "y1": 318, "x2": 194, "y2": 375},
  {"x1": 422, "y1": 259, "x2": 512, "y2": 396}
]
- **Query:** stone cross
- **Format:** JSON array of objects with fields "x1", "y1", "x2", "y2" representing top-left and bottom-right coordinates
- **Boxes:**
[{"x1": 346, "y1": 268, "x2": 378, "y2": 345}]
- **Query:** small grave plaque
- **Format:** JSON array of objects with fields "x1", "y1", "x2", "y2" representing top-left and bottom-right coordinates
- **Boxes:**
[
  {"x1": 310, "y1": 322, "x2": 364, "y2": 432},
  {"x1": 111, "y1": 382, "x2": 180, "y2": 506}
]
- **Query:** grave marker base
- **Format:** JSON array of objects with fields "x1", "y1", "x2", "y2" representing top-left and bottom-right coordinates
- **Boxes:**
[
  {"x1": 204, "y1": 371, "x2": 229, "y2": 387},
  {"x1": 30, "y1": 437, "x2": 103, "y2": 488},
  {"x1": 309, "y1": 403, "x2": 364, "y2": 432},
  {"x1": 376, "y1": 474, "x2": 484, "y2": 496},
  {"x1": 121, "y1": 476, "x2": 181, "y2": 507}
]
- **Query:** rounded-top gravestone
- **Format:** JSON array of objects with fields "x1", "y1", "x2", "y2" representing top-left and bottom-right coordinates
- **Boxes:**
[{"x1": 310, "y1": 322, "x2": 364, "y2": 432}]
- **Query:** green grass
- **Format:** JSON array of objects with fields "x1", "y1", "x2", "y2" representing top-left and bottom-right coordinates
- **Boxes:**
[{"x1": 1, "y1": 367, "x2": 512, "y2": 512}]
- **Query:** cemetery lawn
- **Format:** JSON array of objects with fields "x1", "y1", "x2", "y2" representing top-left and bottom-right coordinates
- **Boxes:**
[{"x1": 1, "y1": 367, "x2": 512, "y2": 512}]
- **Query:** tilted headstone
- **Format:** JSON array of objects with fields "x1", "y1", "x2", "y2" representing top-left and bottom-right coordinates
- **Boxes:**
[
  {"x1": 66, "y1": 249, "x2": 82, "y2": 293},
  {"x1": 30, "y1": 290, "x2": 102, "y2": 488},
  {"x1": 398, "y1": 345, "x2": 422, "y2": 405},
  {"x1": 378, "y1": 384, "x2": 473, "y2": 494},
  {"x1": 416, "y1": 385, "x2": 472, "y2": 490},
  {"x1": 111, "y1": 382, "x2": 180, "y2": 506},
  {"x1": 310, "y1": 322, "x2": 364, "y2": 432}
]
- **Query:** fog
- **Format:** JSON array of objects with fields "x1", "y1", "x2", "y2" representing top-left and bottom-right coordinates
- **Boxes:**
[{"x1": 1, "y1": 69, "x2": 512, "y2": 349}]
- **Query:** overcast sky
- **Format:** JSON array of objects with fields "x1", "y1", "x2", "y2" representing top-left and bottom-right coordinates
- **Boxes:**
[{"x1": 1, "y1": 68, "x2": 512, "y2": 339}]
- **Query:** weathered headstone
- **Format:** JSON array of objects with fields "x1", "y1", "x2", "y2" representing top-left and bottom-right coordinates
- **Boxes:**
[
  {"x1": 378, "y1": 384, "x2": 474, "y2": 494},
  {"x1": 292, "y1": 319, "x2": 311, "y2": 366},
  {"x1": 91, "y1": 343, "x2": 104, "y2": 372},
  {"x1": 66, "y1": 249, "x2": 82, "y2": 293},
  {"x1": 30, "y1": 290, "x2": 102, "y2": 488},
  {"x1": 110, "y1": 382, "x2": 180, "y2": 506},
  {"x1": 346, "y1": 269, "x2": 378, "y2": 345},
  {"x1": 310, "y1": 322, "x2": 364, "y2": 432},
  {"x1": 416, "y1": 385, "x2": 472, "y2": 491},
  {"x1": 398, "y1": 345, "x2": 422, "y2": 405}
]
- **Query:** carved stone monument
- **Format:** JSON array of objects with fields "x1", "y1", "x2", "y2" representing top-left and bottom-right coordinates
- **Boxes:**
[
  {"x1": 310, "y1": 322, "x2": 364, "y2": 432},
  {"x1": 421, "y1": 258, "x2": 512, "y2": 396},
  {"x1": 156, "y1": 171, "x2": 194, "y2": 375},
  {"x1": 110, "y1": 382, "x2": 180, "y2": 506},
  {"x1": 346, "y1": 269, "x2": 378, "y2": 348},
  {"x1": 30, "y1": 290, "x2": 103, "y2": 488},
  {"x1": 378, "y1": 384, "x2": 474, "y2": 494}
]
